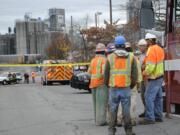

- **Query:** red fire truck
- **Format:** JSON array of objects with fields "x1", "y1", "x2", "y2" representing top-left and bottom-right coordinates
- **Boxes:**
[{"x1": 165, "y1": 0, "x2": 180, "y2": 114}]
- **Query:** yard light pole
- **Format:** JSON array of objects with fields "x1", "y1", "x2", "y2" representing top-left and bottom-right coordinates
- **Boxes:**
[
  {"x1": 109, "y1": 0, "x2": 112, "y2": 25},
  {"x1": 95, "y1": 12, "x2": 102, "y2": 27}
]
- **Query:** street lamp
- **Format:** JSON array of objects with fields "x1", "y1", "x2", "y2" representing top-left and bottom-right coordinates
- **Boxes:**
[{"x1": 95, "y1": 12, "x2": 102, "y2": 27}]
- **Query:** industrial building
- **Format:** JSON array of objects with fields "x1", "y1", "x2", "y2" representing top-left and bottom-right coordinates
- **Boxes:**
[
  {"x1": 16, "y1": 19, "x2": 51, "y2": 55},
  {"x1": 0, "y1": 34, "x2": 16, "y2": 55},
  {"x1": 0, "y1": 8, "x2": 66, "y2": 58},
  {"x1": 126, "y1": 0, "x2": 141, "y2": 22},
  {"x1": 16, "y1": 8, "x2": 66, "y2": 56},
  {"x1": 49, "y1": 8, "x2": 65, "y2": 32},
  {"x1": 0, "y1": 8, "x2": 67, "y2": 63}
]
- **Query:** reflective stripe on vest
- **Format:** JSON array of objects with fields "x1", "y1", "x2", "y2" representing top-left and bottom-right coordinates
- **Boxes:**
[
  {"x1": 108, "y1": 53, "x2": 133, "y2": 88},
  {"x1": 91, "y1": 59, "x2": 103, "y2": 79},
  {"x1": 89, "y1": 55, "x2": 106, "y2": 88}
]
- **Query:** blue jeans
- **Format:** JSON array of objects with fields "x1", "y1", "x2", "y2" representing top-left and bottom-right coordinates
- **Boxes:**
[
  {"x1": 145, "y1": 77, "x2": 163, "y2": 121},
  {"x1": 108, "y1": 87, "x2": 132, "y2": 132}
]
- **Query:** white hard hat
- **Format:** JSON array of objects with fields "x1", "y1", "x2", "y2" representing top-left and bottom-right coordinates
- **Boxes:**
[
  {"x1": 95, "y1": 43, "x2": 106, "y2": 52},
  {"x1": 145, "y1": 33, "x2": 157, "y2": 40},
  {"x1": 138, "y1": 39, "x2": 147, "y2": 46},
  {"x1": 125, "y1": 42, "x2": 131, "y2": 48}
]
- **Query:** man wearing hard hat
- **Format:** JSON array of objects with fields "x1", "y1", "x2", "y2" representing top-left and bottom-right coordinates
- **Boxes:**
[
  {"x1": 116, "y1": 42, "x2": 142, "y2": 126},
  {"x1": 125, "y1": 42, "x2": 133, "y2": 52},
  {"x1": 105, "y1": 43, "x2": 116, "y2": 125},
  {"x1": 137, "y1": 39, "x2": 148, "y2": 118},
  {"x1": 105, "y1": 43, "x2": 116, "y2": 56},
  {"x1": 105, "y1": 36, "x2": 138, "y2": 135},
  {"x1": 139, "y1": 33, "x2": 165, "y2": 125},
  {"x1": 31, "y1": 71, "x2": 36, "y2": 83},
  {"x1": 88, "y1": 43, "x2": 108, "y2": 126}
]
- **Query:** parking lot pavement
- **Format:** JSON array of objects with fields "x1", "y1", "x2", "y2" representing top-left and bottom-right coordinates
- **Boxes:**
[{"x1": 0, "y1": 84, "x2": 179, "y2": 135}]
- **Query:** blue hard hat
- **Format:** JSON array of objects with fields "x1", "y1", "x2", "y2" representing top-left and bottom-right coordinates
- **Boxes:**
[{"x1": 114, "y1": 36, "x2": 126, "y2": 47}]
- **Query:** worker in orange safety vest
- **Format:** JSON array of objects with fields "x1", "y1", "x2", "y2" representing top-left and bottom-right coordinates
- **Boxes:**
[
  {"x1": 104, "y1": 36, "x2": 138, "y2": 135},
  {"x1": 31, "y1": 71, "x2": 36, "y2": 83},
  {"x1": 88, "y1": 43, "x2": 108, "y2": 126},
  {"x1": 117, "y1": 42, "x2": 142, "y2": 127},
  {"x1": 139, "y1": 33, "x2": 165, "y2": 125},
  {"x1": 105, "y1": 43, "x2": 118, "y2": 125}
]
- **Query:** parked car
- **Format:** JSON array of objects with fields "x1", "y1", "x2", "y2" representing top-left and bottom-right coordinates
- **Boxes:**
[
  {"x1": 70, "y1": 72, "x2": 91, "y2": 92},
  {"x1": 0, "y1": 73, "x2": 11, "y2": 85},
  {"x1": 13, "y1": 72, "x2": 23, "y2": 83},
  {"x1": 8, "y1": 73, "x2": 17, "y2": 84}
]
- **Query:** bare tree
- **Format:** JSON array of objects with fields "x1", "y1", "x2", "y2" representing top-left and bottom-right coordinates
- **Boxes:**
[{"x1": 46, "y1": 33, "x2": 71, "y2": 60}]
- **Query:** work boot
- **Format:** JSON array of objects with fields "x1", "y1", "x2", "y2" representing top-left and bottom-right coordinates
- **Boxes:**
[
  {"x1": 108, "y1": 127, "x2": 116, "y2": 135},
  {"x1": 97, "y1": 122, "x2": 107, "y2": 126},
  {"x1": 155, "y1": 118, "x2": 163, "y2": 122},
  {"x1": 131, "y1": 121, "x2": 136, "y2": 126},
  {"x1": 139, "y1": 119, "x2": 155, "y2": 125},
  {"x1": 126, "y1": 129, "x2": 136, "y2": 135},
  {"x1": 116, "y1": 121, "x2": 123, "y2": 127},
  {"x1": 139, "y1": 112, "x2": 145, "y2": 118}
]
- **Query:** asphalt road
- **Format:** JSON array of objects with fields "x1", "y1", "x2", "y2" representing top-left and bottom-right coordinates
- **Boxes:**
[{"x1": 0, "y1": 83, "x2": 180, "y2": 135}]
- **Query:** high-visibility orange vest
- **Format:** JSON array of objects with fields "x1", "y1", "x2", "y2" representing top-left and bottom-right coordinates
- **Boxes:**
[
  {"x1": 108, "y1": 53, "x2": 134, "y2": 88},
  {"x1": 88, "y1": 55, "x2": 107, "y2": 89},
  {"x1": 145, "y1": 44, "x2": 164, "y2": 79}
]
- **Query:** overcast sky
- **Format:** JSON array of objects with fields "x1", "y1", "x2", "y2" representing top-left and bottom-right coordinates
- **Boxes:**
[{"x1": 0, "y1": 0, "x2": 127, "y2": 34}]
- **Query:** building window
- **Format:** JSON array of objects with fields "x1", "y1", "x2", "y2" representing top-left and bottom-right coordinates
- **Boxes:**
[{"x1": 175, "y1": 0, "x2": 180, "y2": 21}]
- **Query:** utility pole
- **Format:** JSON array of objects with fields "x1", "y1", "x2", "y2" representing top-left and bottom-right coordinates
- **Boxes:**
[
  {"x1": 81, "y1": 31, "x2": 87, "y2": 61},
  {"x1": 85, "y1": 14, "x2": 89, "y2": 29},
  {"x1": 70, "y1": 16, "x2": 74, "y2": 46},
  {"x1": 34, "y1": 23, "x2": 38, "y2": 54},
  {"x1": 8, "y1": 27, "x2": 11, "y2": 54},
  {"x1": 95, "y1": 14, "x2": 97, "y2": 27},
  {"x1": 109, "y1": 0, "x2": 113, "y2": 25},
  {"x1": 70, "y1": 16, "x2": 74, "y2": 61}
]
